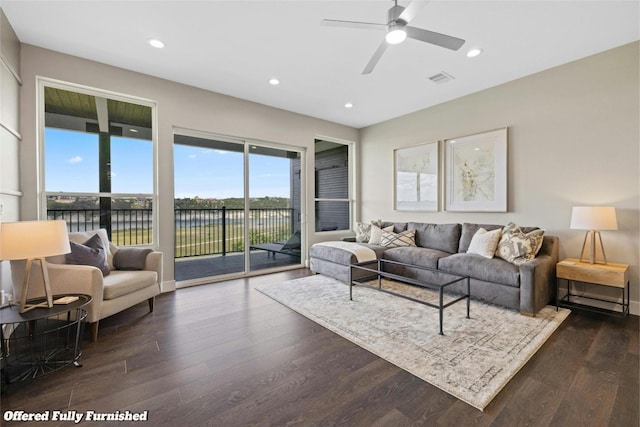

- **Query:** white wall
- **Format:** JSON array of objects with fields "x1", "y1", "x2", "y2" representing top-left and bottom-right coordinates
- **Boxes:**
[
  {"x1": 0, "y1": 9, "x2": 22, "y2": 298},
  {"x1": 360, "y1": 42, "x2": 640, "y2": 314},
  {"x1": 18, "y1": 44, "x2": 359, "y2": 290}
]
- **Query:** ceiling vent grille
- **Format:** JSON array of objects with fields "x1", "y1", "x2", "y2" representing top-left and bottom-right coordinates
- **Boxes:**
[{"x1": 428, "y1": 71, "x2": 455, "y2": 84}]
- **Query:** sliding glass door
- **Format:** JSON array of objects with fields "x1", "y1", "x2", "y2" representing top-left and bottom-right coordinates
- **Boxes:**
[{"x1": 174, "y1": 131, "x2": 303, "y2": 283}]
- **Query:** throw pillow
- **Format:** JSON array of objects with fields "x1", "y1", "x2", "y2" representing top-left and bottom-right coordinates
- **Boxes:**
[
  {"x1": 368, "y1": 225, "x2": 393, "y2": 245},
  {"x1": 113, "y1": 247, "x2": 153, "y2": 270},
  {"x1": 467, "y1": 228, "x2": 502, "y2": 258},
  {"x1": 65, "y1": 234, "x2": 110, "y2": 276},
  {"x1": 495, "y1": 222, "x2": 545, "y2": 265},
  {"x1": 380, "y1": 229, "x2": 417, "y2": 248},
  {"x1": 354, "y1": 220, "x2": 382, "y2": 243}
]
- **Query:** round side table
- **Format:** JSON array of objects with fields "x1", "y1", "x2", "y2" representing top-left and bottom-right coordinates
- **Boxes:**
[{"x1": 0, "y1": 294, "x2": 91, "y2": 385}]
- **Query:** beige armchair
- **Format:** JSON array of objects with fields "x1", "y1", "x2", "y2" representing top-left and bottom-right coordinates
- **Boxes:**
[{"x1": 10, "y1": 229, "x2": 162, "y2": 342}]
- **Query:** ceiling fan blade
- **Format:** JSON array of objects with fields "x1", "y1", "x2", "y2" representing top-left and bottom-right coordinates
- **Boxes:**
[
  {"x1": 321, "y1": 19, "x2": 386, "y2": 31},
  {"x1": 405, "y1": 26, "x2": 465, "y2": 50},
  {"x1": 362, "y1": 40, "x2": 388, "y2": 75},
  {"x1": 398, "y1": 0, "x2": 430, "y2": 24}
]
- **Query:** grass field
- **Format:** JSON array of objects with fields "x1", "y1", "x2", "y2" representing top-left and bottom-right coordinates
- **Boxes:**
[{"x1": 112, "y1": 224, "x2": 291, "y2": 258}]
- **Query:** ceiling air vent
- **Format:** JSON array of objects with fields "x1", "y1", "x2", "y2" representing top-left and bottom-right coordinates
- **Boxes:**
[{"x1": 428, "y1": 71, "x2": 455, "y2": 84}]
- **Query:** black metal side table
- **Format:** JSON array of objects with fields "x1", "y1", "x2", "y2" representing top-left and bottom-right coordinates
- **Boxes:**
[{"x1": 0, "y1": 294, "x2": 91, "y2": 385}]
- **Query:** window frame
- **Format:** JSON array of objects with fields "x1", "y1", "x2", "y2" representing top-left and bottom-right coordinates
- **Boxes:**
[
  {"x1": 313, "y1": 137, "x2": 357, "y2": 235},
  {"x1": 37, "y1": 77, "x2": 159, "y2": 246}
]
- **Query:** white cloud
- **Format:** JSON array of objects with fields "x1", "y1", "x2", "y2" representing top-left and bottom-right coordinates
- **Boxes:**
[{"x1": 68, "y1": 156, "x2": 83, "y2": 164}]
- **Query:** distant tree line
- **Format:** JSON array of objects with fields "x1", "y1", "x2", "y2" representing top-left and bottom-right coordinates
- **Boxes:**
[{"x1": 47, "y1": 196, "x2": 289, "y2": 210}]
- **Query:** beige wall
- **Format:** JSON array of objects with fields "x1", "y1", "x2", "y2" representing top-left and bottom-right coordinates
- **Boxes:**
[
  {"x1": 18, "y1": 44, "x2": 359, "y2": 290},
  {"x1": 360, "y1": 42, "x2": 640, "y2": 314}
]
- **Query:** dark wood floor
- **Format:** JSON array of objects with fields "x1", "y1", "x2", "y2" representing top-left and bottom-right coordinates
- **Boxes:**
[{"x1": 2, "y1": 269, "x2": 638, "y2": 426}]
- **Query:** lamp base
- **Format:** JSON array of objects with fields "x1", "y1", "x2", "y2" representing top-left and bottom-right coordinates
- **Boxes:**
[
  {"x1": 578, "y1": 230, "x2": 608, "y2": 265},
  {"x1": 19, "y1": 258, "x2": 54, "y2": 314}
]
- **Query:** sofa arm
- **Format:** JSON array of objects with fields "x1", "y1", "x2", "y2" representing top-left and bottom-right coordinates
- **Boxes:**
[{"x1": 519, "y1": 235, "x2": 559, "y2": 315}]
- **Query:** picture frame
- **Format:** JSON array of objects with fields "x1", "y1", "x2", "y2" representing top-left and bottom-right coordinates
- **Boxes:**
[
  {"x1": 394, "y1": 141, "x2": 439, "y2": 211},
  {"x1": 444, "y1": 128, "x2": 508, "y2": 212}
]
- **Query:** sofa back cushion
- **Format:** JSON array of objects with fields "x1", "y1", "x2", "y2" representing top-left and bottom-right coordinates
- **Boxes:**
[
  {"x1": 381, "y1": 222, "x2": 408, "y2": 234},
  {"x1": 408, "y1": 222, "x2": 461, "y2": 254}
]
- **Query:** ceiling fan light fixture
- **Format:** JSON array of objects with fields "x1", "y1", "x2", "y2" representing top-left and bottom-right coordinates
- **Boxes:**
[
  {"x1": 385, "y1": 25, "x2": 407, "y2": 44},
  {"x1": 466, "y1": 48, "x2": 483, "y2": 58}
]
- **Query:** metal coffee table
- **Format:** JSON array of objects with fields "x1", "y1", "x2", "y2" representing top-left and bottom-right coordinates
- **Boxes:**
[{"x1": 349, "y1": 259, "x2": 470, "y2": 335}]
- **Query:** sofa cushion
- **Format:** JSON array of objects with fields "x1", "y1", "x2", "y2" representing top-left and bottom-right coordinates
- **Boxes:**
[
  {"x1": 382, "y1": 247, "x2": 450, "y2": 270},
  {"x1": 114, "y1": 247, "x2": 153, "y2": 270},
  {"x1": 102, "y1": 270, "x2": 158, "y2": 300},
  {"x1": 380, "y1": 229, "x2": 416, "y2": 248},
  {"x1": 467, "y1": 228, "x2": 502, "y2": 258},
  {"x1": 408, "y1": 222, "x2": 461, "y2": 254},
  {"x1": 381, "y1": 222, "x2": 408, "y2": 234},
  {"x1": 369, "y1": 225, "x2": 394, "y2": 245},
  {"x1": 354, "y1": 220, "x2": 382, "y2": 243},
  {"x1": 496, "y1": 222, "x2": 545, "y2": 265},
  {"x1": 438, "y1": 253, "x2": 520, "y2": 287},
  {"x1": 458, "y1": 223, "x2": 504, "y2": 253},
  {"x1": 66, "y1": 234, "x2": 110, "y2": 276}
]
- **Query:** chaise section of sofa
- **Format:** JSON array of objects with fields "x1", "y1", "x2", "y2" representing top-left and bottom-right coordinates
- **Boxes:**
[{"x1": 309, "y1": 221, "x2": 559, "y2": 316}]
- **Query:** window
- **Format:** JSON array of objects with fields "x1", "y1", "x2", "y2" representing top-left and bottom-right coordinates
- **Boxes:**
[
  {"x1": 314, "y1": 139, "x2": 353, "y2": 232},
  {"x1": 41, "y1": 82, "x2": 156, "y2": 246}
]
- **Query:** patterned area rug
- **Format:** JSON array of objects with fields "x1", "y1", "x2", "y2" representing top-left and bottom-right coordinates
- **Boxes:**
[{"x1": 256, "y1": 274, "x2": 570, "y2": 411}]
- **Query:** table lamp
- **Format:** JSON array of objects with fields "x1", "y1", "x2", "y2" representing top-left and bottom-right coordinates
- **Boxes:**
[
  {"x1": 570, "y1": 206, "x2": 617, "y2": 265},
  {"x1": 0, "y1": 220, "x2": 70, "y2": 313}
]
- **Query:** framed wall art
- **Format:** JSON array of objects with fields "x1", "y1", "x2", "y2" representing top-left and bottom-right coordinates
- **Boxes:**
[
  {"x1": 394, "y1": 141, "x2": 438, "y2": 211},
  {"x1": 444, "y1": 128, "x2": 508, "y2": 212}
]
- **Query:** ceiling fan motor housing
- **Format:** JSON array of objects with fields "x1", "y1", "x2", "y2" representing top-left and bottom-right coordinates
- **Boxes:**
[{"x1": 388, "y1": 4, "x2": 407, "y2": 26}]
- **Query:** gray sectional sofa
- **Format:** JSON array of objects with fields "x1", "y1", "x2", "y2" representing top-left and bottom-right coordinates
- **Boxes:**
[{"x1": 309, "y1": 222, "x2": 559, "y2": 316}]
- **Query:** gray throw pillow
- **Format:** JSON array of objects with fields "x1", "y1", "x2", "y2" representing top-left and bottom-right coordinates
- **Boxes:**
[
  {"x1": 66, "y1": 233, "x2": 110, "y2": 276},
  {"x1": 113, "y1": 247, "x2": 153, "y2": 270}
]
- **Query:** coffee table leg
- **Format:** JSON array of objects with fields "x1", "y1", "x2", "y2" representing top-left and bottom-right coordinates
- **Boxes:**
[
  {"x1": 466, "y1": 277, "x2": 470, "y2": 319},
  {"x1": 439, "y1": 287, "x2": 444, "y2": 335},
  {"x1": 349, "y1": 265, "x2": 353, "y2": 301}
]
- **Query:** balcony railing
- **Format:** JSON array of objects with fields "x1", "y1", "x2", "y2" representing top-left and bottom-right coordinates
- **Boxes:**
[{"x1": 47, "y1": 207, "x2": 296, "y2": 258}]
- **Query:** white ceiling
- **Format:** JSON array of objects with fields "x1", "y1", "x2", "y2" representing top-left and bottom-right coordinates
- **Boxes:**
[{"x1": 1, "y1": 1, "x2": 638, "y2": 128}]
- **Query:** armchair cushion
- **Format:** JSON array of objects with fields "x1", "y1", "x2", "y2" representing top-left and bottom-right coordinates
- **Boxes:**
[
  {"x1": 102, "y1": 270, "x2": 158, "y2": 300},
  {"x1": 114, "y1": 247, "x2": 153, "y2": 270},
  {"x1": 66, "y1": 234, "x2": 110, "y2": 276}
]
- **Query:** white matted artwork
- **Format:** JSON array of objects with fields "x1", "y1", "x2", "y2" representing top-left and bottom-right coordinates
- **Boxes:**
[
  {"x1": 444, "y1": 128, "x2": 508, "y2": 212},
  {"x1": 394, "y1": 141, "x2": 438, "y2": 211}
]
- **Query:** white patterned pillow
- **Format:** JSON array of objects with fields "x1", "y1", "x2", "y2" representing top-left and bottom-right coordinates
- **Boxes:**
[
  {"x1": 495, "y1": 222, "x2": 545, "y2": 265},
  {"x1": 369, "y1": 225, "x2": 394, "y2": 245},
  {"x1": 355, "y1": 220, "x2": 382, "y2": 243},
  {"x1": 380, "y1": 229, "x2": 417, "y2": 248},
  {"x1": 467, "y1": 228, "x2": 502, "y2": 258}
]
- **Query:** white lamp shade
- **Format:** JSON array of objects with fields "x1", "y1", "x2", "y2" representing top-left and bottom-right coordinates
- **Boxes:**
[
  {"x1": 570, "y1": 206, "x2": 618, "y2": 230},
  {"x1": 0, "y1": 220, "x2": 71, "y2": 260}
]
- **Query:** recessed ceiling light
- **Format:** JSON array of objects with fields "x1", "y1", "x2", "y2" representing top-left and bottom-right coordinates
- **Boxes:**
[
  {"x1": 269, "y1": 78, "x2": 280, "y2": 85},
  {"x1": 148, "y1": 39, "x2": 165, "y2": 49},
  {"x1": 344, "y1": 102, "x2": 354, "y2": 109},
  {"x1": 466, "y1": 48, "x2": 483, "y2": 58}
]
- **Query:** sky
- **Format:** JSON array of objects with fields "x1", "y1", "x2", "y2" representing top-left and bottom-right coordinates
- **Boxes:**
[{"x1": 45, "y1": 128, "x2": 292, "y2": 199}]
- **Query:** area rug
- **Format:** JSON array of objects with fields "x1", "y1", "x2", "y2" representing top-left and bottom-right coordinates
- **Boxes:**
[{"x1": 256, "y1": 274, "x2": 570, "y2": 411}]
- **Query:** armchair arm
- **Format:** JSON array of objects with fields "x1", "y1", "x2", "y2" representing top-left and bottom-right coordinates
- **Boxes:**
[
  {"x1": 145, "y1": 251, "x2": 163, "y2": 289},
  {"x1": 10, "y1": 260, "x2": 104, "y2": 324}
]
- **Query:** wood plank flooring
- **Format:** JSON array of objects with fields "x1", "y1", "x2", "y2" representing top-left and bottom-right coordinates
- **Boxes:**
[{"x1": 2, "y1": 269, "x2": 638, "y2": 426}]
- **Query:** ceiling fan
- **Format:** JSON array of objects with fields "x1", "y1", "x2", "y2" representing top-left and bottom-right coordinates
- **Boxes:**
[{"x1": 322, "y1": 0, "x2": 465, "y2": 74}]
